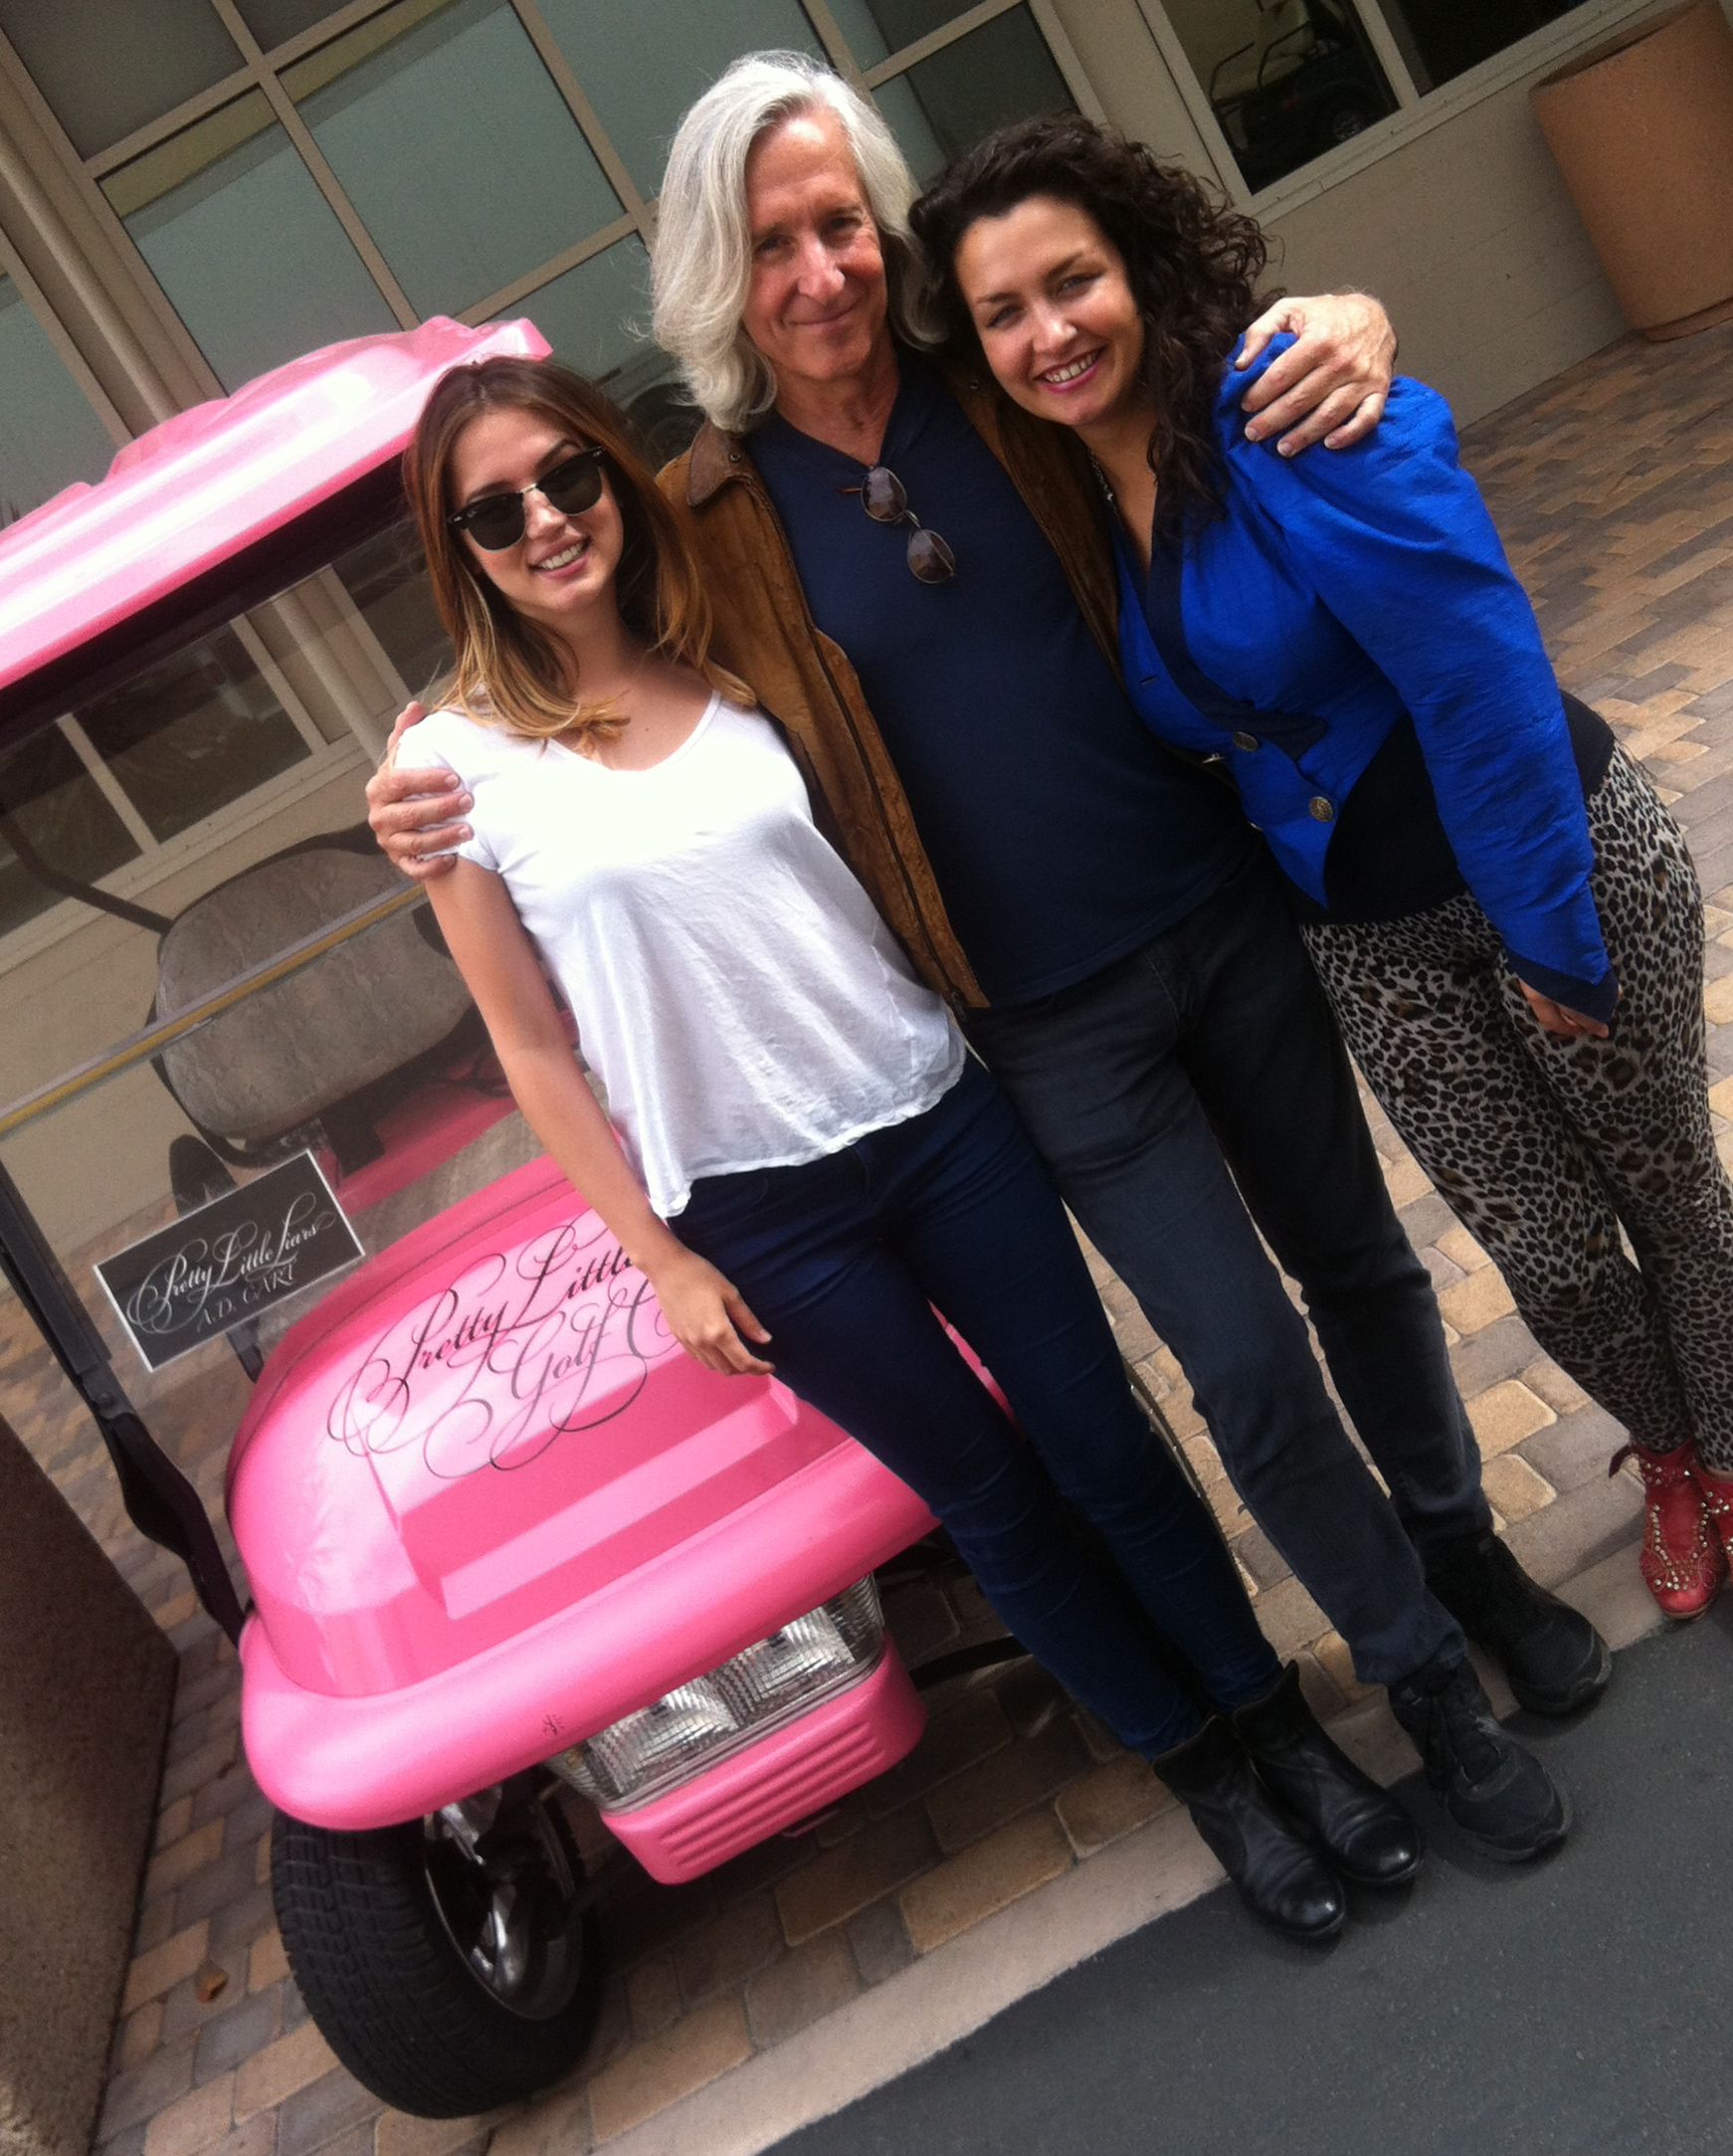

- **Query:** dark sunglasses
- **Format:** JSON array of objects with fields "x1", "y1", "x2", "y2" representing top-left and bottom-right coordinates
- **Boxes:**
[
  {"x1": 448, "y1": 445, "x2": 608, "y2": 550},
  {"x1": 842, "y1": 465, "x2": 956, "y2": 584}
]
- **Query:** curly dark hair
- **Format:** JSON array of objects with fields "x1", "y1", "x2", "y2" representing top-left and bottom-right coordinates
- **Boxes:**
[{"x1": 909, "y1": 114, "x2": 1272, "y2": 540}]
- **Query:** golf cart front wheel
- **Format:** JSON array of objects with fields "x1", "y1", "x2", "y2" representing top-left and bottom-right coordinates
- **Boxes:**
[{"x1": 272, "y1": 1779, "x2": 604, "y2": 2117}]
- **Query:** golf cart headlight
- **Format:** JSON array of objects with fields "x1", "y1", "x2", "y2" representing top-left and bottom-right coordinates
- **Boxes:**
[
  {"x1": 568, "y1": 1679, "x2": 741, "y2": 1806},
  {"x1": 551, "y1": 1578, "x2": 884, "y2": 1809},
  {"x1": 713, "y1": 1577, "x2": 880, "y2": 1721}
]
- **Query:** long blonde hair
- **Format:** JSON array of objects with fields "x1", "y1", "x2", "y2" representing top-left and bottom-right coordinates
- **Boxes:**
[{"x1": 405, "y1": 356, "x2": 747, "y2": 744}]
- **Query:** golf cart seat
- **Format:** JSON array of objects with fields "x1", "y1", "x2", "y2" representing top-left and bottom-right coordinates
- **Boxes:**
[{"x1": 155, "y1": 826, "x2": 476, "y2": 1174}]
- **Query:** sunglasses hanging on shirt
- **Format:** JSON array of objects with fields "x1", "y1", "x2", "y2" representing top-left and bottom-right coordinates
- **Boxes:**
[
  {"x1": 842, "y1": 466, "x2": 956, "y2": 584},
  {"x1": 449, "y1": 446, "x2": 608, "y2": 550}
]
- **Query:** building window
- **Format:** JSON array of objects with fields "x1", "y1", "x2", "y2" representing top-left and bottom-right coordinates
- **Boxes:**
[
  {"x1": 39, "y1": 0, "x2": 1085, "y2": 415},
  {"x1": 330, "y1": 525, "x2": 454, "y2": 704},
  {"x1": 232, "y1": 0, "x2": 349, "y2": 43},
  {"x1": 1155, "y1": 0, "x2": 1607, "y2": 198},
  {"x1": 74, "y1": 628, "x2": 314, "y2": 845},
  {"x1": 531, "y1": 0, "x2": 830, "y2": 201},
  {"x1": 1161, "y1": 0, "x2": 1398, "y2": 194},
  {"x1": 0, "y1": 727, "x2": 138, "y2": 941},
  {"x1": 283, "y1": 0, "x2": 622, "y2": 319},
  {"x1": 0, "y1": 0, "x2": 243, "y2": 157},
  {"x1": 870, "y1": 5, "x2": 1077, "y2": 184},
  {"x1": 0, "y1": 276, "x2": 114, "y2": 521},
  {"x1": 1365, "y1": 0, "x2": 1587, "y2": 95},
  {"x1": 0, "y1": 624, "x2": 320, "y2": 941},
  {"x1": 102, "y1": 94, "x2": 397, "y2": 392}
]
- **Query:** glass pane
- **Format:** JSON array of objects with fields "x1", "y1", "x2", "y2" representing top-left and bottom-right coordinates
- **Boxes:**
[
  {"x1": 515, "y1": 237, "x2": 652, "y2": 381},
  {"x1": 1165, "y1": 0, "x2": 1397, "y2": 192},
  {"x1": 285, "y1": 0, "x2": 621, "y2": 319},
  {"x1": 1368, "y1": 0, "x2": 1583, "y2": 95},
  {"x1": 328, "y1": 527, "x2": 453, "y2": 701},
  {"x1": 875, "y1": 7, "x2": 1074, "y2": 187},
  {"x1": 826, "y1": 0, "x2": 978, "y2": 70},
  {"x1": 511, "y1": 240, "x2": 699, "y2": 465},
  {"x1": 532, "y1": 0, "x2": 826, "y2": 200},
  {"x1": 0, "y1": 0, "x2": 241, "y2": 157},
  {"x1": 74, "y1": 626, "x2": 311, "y2": 844},
  {"x1": 0, "y1": 279, "x2": 114, "y2": 523},
  {"x1": 233, "y1": 0, "x2": 349, "y2": 48},
  {"x1": 0, "y1": 725, "x2": 139, "y2": 941},
  {"x1": 103, "y1": 93, "x2": 398, "y2": 392}
]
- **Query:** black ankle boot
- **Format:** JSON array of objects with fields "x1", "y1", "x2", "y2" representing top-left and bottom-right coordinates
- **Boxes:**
[
  {"x1": 1389, "y1": 1658, "x2": 1570, "y2": 1862},
  {"x1": 1426, "y1": 1530, "x2": 1612, "y2": 1716},
  {"x1": 1151, "y1": 1717, "x2": 1346, "y2": 1940},
  {"x1": 1232, "y1": 1664, "x2": 1423, "y2": 1887}
]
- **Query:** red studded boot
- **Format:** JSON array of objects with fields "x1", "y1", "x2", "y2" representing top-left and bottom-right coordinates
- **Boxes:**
[
  {"x1": 1690, "y1": 1454, "x2": 1733, "y2": 1566},
  {"x1": 1613, "y1": 1441, "x2": 1724, "y2": 1621}
]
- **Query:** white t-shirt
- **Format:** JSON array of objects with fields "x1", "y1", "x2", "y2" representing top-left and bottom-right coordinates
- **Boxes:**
[{"x1": 402, "y1": 695, "x2": 963, "y2": 1217}]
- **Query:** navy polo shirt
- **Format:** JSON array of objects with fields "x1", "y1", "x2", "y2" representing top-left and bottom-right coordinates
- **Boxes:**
[{"x1": 747, "y1": 353, "x2": 1252, "y2": 1005}]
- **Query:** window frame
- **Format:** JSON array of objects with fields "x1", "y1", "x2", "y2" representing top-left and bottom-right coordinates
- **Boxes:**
[
  {"x1": 53, "y1": 0, "x2": 1103, "y2": 338},
  {"x1": 0, "y1": 607, "x2": 358, "y2": 970},
  {"x1": 1133, "y1": 0, "x2": 1662, "y2": 214},
  {"x1": 0, "y1": 730, "x2": 370, "y2": 975}
]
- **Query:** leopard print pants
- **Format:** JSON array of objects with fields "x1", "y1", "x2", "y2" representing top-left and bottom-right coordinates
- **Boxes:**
[{"x1": 1302, "y1": 747, "x2": 1733, "y2": 1470}]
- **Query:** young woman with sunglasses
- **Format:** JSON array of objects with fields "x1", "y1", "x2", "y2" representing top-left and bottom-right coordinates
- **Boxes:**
[
  {"x1": 910, "y1": 116, "x2": 1733, "y2": 1626},
  {"x1": 393, "y1": 352, "x2": 1431, "y2": 1941}
]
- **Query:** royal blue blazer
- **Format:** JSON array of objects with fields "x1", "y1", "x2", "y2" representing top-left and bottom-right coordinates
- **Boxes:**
[{"x1": 1113, "y1": 334, "x2": 1616, "y2": 1020}]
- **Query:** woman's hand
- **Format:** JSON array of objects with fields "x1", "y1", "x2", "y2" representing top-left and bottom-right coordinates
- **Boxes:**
[
  {"x1": 1519, "y1": 982, "x2": 1612, "y2": 1040},
  {"x1": 366, "y1": 701, "x2": 473, "y2": 882},
  {"x1": 1237, "y1": 293, "x2": 1397, "y2": 455},
  {"x1": 645, "y1": 1247, "x2": 775, "y2": 1375}
]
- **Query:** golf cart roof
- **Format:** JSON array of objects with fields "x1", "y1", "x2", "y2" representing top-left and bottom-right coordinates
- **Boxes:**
[{"x1": 0, "y1": 314, "x2": 549, "y2": 735}]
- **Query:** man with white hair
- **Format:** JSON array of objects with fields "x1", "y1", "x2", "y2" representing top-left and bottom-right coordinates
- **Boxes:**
[{"x1": 371, "y1": 55, "x2": 1600, "y2": 1864}]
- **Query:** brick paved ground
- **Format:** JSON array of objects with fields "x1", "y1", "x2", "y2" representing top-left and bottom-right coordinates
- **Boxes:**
[{"x1": 8, "y1": 315, "x2": 1733, "y2": 2156}]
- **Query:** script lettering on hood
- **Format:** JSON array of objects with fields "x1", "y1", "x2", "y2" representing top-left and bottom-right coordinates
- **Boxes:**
[{"x1": 326, "y1": 1219, "x2": 675, "y2": 1476}]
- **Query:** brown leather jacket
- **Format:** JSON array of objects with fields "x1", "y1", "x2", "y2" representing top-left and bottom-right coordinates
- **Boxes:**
[{"x1": 657, "y1": 363, "x2": 1119, "y2": 1010}]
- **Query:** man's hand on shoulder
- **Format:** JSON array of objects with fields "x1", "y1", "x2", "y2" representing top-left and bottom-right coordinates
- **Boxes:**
[
  {"x1": 366, "y1": 700, "x2": 470, "y2": 882},
  {"x1": 1236, "y1": 293, "x2": 1396, "y2": 456}
]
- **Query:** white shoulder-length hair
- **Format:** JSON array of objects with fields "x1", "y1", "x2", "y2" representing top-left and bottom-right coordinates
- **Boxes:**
[{"x1": 653, "y1": 51, "x2": 939, "y2": 437}]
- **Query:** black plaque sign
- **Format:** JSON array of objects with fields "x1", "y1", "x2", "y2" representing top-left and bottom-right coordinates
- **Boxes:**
[{"x1": 96, "y1": 1152, "x2": 363, "y2": 1372}]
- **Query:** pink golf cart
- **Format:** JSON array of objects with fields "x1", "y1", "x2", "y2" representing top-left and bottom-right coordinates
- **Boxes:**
[{"x1": 0, "y1": 320, "x2": 1166, "y2": 2116}]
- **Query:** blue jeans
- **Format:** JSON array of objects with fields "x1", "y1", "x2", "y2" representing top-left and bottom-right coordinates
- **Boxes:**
[
  {"x1": 676, "y1": 1057, "x2": 1281, "y2": 1758},
  {"x1": 967, "y1": 851, "x2": 1478, "y2": 1687}
]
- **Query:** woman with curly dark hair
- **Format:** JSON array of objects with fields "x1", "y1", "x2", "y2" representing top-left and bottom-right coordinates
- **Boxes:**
[{"x1": 913, "y1": 113, "x2": 1733, "y2": 1630}]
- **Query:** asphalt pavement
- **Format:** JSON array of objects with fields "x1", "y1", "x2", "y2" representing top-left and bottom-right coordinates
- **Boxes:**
[{"x1": 771, "y1": 1609, "x2": 1733, "y2": 2156}]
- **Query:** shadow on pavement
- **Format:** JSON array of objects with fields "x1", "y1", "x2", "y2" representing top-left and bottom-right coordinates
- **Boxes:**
[{"x1": 773, "y1": 1610, "x2": 1733, "y2": 2156}]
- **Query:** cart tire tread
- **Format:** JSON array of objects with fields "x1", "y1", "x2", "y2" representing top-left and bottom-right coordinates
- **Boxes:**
[{"x1": 272, "y1": 1808, "x2": 602, "y2": 2117}]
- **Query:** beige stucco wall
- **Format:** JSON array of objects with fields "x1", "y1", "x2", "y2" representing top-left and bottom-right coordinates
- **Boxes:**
[{"x1": 1262, "y1": 65, "x2": 1628, "y2": 425}]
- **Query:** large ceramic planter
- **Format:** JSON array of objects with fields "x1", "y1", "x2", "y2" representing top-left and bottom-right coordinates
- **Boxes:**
[{"x1": 1533, "y1": 0, "x2": 1733, "y2": 339}]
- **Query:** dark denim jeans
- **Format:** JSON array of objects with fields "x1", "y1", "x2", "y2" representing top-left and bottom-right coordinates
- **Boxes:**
[
  {"x1": 676, "y1": 1056, "x2": 1281, "y2": 1757},
  {"x1": 967, "y1": 851, "x2": 1482, "y2": 1687}
]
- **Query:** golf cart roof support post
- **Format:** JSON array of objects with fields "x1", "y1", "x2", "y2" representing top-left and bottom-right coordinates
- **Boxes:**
[{"x1": 0, "y1": 1156, "x2": 244, "y2": 1640}]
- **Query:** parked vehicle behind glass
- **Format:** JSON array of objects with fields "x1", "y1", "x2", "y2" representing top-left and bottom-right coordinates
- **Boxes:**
[{"x1": 1210, "y1": 0, "x2": 1395, "y2": 192}]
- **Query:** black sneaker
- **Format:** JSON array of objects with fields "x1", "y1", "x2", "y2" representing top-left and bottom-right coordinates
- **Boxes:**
[
  {"x1": 1426, "y1": 1530, "x2": 1612, "y2": 1716},
  {"x1": 1388, "y1": 1659, "x2": 1570, "y2": 1862}
]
